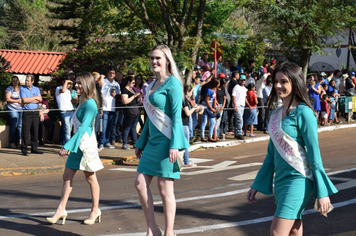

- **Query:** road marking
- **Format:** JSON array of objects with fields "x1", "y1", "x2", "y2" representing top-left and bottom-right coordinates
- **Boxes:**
[
  {"x1": 0, "y1": 189, "x2": 250, "y2": 220},
  {"x1": 188, "y1": 158, "x2": 214, "y2": 164},
  {"x1": 110, "y1": 161, "x2": 263, "y2": 176},
  {"x1": 228, "y1": 170, "x2": 259, "y2": 181},
  {"x1": 109, "y1": 167, "x2": 137, "y2": 172},
  {"x1": 335, "y1": 180, "x2": 356, "y2": 191},
  {"x1": 102, "y1": 198, "x2": 356, "y2": 236},
  {"x1": 327, "y1": 167, "x2": 356, "y2": 176},
  {"x1": 210, "y1": 161, "x2": 237, "y2": 168},
  {"x1": 231, "y1": 154, "x2": 265, "y2": 160},
  {"x1": 181, "y1": 162, "x2": 262, "y2": 175},
  {"x1": 2, "y1": 166, "x2": 355, "y2": 225},
  {"x1": 329, "y1": 177, "x2": 354, "y2": 181}
]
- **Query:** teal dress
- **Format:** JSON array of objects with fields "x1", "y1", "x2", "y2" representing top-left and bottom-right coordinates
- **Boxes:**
[
  {"x1": 63, "y1": 98, "x2": 98, "y2": 170},
  {"x1": 251, "y1": 103, "x2": 338, "y2": 219},
  {"x1": 136, "y1": 76, "x2": 189, "y2": 179}
]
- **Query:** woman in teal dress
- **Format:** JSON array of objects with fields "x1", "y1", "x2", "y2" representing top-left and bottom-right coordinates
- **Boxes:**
[
  {"x1": 135, "y1": 44, "x2": 189, "y2": 236},
  {"x1": 247, "y1": 63, "x2": 338, "y2": 236},
  {"x1": 47, "y1": 72, "x2": 102, "y2": 225}
]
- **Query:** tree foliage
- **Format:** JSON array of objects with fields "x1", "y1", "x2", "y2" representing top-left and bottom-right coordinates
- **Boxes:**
[
  {"x1": 111, "y1": 0, "x2": 248, "y2": 83},
  {"x1": 0, "y1": 0, "x2": 64, "y2": 51},
  {"x1": 46, "y1": 0, "x2": 116, "y2": 49},
  {"x1": 244, "y1": 0, "x2": 356, "y2": 77},
  {"x1": 0, "y1": 55, "x2": 13, "y2": 102}
]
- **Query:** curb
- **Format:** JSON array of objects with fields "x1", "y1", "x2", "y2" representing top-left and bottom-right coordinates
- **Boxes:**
[
  {"x1": 0, "y1": 156, "x2": 137, "y2": 177},
  {"x1": 1, "y1": 123, "x2": 355, "y2": 177},
  {"x1": 188, "y1": 122, "x2": 356, "y2": 151}
]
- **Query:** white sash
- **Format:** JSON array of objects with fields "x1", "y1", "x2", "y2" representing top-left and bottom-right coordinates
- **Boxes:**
[
  {"x1": 268, "y1": 106, "x2": 313, "y2": 180},
  {"x1": 73, "y1": 102, "x2": 104, "y2": 172},
  {"x1": 142, "y1": 81, "x2": 185, "y2": 169},
  {"x1": 143, "y1": 81, "x2": 173, "y2": 139}
]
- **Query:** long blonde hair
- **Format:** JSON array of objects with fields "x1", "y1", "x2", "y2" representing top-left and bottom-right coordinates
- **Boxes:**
[
  {"x1": 76, "y1": 72, "x2": 99, "y2": 109},
  {"x1": 150, "y1": 44, "x2": 183, "y2": 88}
]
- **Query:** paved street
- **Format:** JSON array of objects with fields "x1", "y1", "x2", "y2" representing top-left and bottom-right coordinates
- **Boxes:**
[{"x1": 1, "y1": 127, "x2": 356, "y2": 236}]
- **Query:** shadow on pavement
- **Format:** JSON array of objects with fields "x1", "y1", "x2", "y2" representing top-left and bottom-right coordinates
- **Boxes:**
[
  {"x1": 174, "y1": 170, "x2": 356, "y2": 235},
  {"x1": 0, "y1": 208, "x2": 82, "y2": 236}
]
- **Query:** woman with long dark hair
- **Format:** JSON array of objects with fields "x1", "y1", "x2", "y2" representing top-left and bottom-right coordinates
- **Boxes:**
[
  {"x1": 247, "y1": 62, "x2": 337, "y2": 235},
  {"x1": 307, "y1": 74, "x2": 322, "y2": 114},
  {"x1": 134, "y1": 74, "x2": 144, "y2": 129},
  {"x1": 200, "y1": 78, "x2": 220, "y2": 142},
  {"x1": 121, "y1": 76, "x2": 142, "y2": 150}
]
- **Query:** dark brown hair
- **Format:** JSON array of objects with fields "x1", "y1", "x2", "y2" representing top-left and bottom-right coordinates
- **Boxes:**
[{"x1": 267, "y1": 62, "x2": 313, "y2": 116}]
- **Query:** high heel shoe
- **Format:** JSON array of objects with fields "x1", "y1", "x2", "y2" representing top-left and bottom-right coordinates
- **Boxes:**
[
  {"x1": 84, "y1": 209, "x2": 101, "y2": 225},
  {"x1": 154, "y1": 227, "x2": 163, "y2": 236},
  {"x1": 47, "y1": 210, "x2": 68, "y2": 224}
]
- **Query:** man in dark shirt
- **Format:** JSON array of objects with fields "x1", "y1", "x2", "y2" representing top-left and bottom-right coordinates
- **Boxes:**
[
  {"x1": 20, "y1": 74, "x2": 43, "y2": 156},
  {"x1": 345, "y1": 71, "x2": 355, "y2": 91},
  {"x1": 93, "y1": 72, "x2": 105, "y2": 139},
  {"x1": 267, "y1": 59, "x2": 276, "y2": 75},
  {"x1": 227, "y1": 71, "x2": 240, "y2": 133},
  {"x1": 111, "y1": 70, "x2": 126, "y2": 144}
]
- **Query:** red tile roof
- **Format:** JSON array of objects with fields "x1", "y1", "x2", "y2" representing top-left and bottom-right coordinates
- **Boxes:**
[{"x1": 0, "y1": 49, "x2": 66, "y2": 75}]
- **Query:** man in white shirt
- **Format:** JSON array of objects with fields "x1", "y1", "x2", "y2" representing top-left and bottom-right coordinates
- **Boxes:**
[
  {"x1": 256, "y1": 73, "x2": 267, "y2": 132},
  {"x1": 99, "y1": 68, "x2": 121, "y2": 150},
  {"x1": 232, "y1": 74, "x2": 247, "y2": 140},
  {"x1": 55, "y1": 77, "x2": 75, "y2": 145},
  {"x1": 244, "y1": 69, "x2": 255, "y2": 86}
]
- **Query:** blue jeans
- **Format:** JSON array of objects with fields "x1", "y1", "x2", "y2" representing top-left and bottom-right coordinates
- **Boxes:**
[
  {"x1": 6, "y1": 107, "x2": 22, "y2": 144},
  {"x1": 60, "y1": 111, "x2": 73, "y2": 145},
  {"x1": 94, "y1": 111, "x2": 101, "y2": 134},
  {"x1": 234, "y1": 106, "x2": 244, "y2": 136},
  {"x1": 200, "y1": 105, "x2": 216, "y2": 138},
  {"x1": 188, "y1": 115, "x2": 194, "y2": 139},
  {"x1": 191, "y1": 113, "x2": 198, "y2": 138},
  {"x1": 216, "y1": 104, "x2": 223, "y2": 137},
  {"x1": 100, "y1": 111, "x2": 116, "y2": 145},
  {"x1": 183, "y1": 125, "x2": 190, "y2": 164},
  {"x1": 111, "y1": 108, "x2": 125, "y2": 142},
  {"x1": 122, "y1": 114, "x2": 139, "y2": 145},
  {"x1": 220, "y1": 109, "x2": 228, "y2": 134}
]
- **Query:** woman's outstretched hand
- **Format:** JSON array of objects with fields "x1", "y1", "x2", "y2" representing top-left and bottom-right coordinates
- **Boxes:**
[
  {"x1": 246, "y1": 188, "x2": 258, "y2": 204},
  {"x1": 135, "y1": 147, "x2": 142, "y2": 159},
  {"x1": 169, "y1": 149, "x2": 178, "y2": 163}
]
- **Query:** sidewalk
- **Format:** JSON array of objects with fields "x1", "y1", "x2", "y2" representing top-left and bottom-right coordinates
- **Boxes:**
[{"x1": 1, "y1": 122, "x2": 355, "y2": 177}]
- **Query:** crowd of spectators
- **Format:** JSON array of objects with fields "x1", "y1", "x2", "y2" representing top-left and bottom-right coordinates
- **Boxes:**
[
  {"x1": 4, "y1": 55, "x2": 356, "y2": 153},
  {"x1": 189, "y1": 56, "x2": 356, "y2": 142}
]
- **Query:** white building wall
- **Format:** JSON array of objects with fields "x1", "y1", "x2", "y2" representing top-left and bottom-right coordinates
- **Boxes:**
[{"x1": 309, "y1": 30, "x2": 356, "y2": 71}]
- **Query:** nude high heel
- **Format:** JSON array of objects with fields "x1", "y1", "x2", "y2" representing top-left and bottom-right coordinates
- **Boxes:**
[
  {"x1": 84, "y1": 209, "x2": 101, "y2": 225},
  {"x1": 46, "y1": 210, "x2": 68, "y2": 224},
  {"x1": 154, "y1": 227, "x2": 163, "y2": 236}
]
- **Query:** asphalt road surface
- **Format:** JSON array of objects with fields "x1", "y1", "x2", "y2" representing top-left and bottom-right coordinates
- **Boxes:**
[{"x1": 1, "y1": 128, "x2": 356, "y2": 236}]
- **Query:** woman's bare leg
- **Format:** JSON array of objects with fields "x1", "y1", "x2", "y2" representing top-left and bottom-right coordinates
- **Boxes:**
[
  {"x1": 84, "y1": 171, "x2": 100, "y2": 219},
  {"x1": 135, "y1": 172, "x2": 158, "y2": 236},
  {"x1": 270, "y1": 216, "x2": 302, "y2": 236},
  {"x1": 51, "y1": 167, "x2": 77, "y2": 217},
  {"x1": 157, "y1": 177, "x2": 176, "y2": 236},
  {"x1": 250, "y1": 125, "x2": 254, "y2": 135}
]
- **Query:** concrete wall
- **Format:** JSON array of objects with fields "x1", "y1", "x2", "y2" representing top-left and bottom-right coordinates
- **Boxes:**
[{"x1": 0, "y1": 122, "x2": 61, "y2": 149}]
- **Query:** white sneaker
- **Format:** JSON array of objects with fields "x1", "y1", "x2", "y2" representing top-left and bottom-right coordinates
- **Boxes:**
[
  {"x1": 104, "y1": 143, "x2": 115, "y2": 149},
  {"x1": 98, "y1": 144, "x2": 104, "y2": 152}
]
